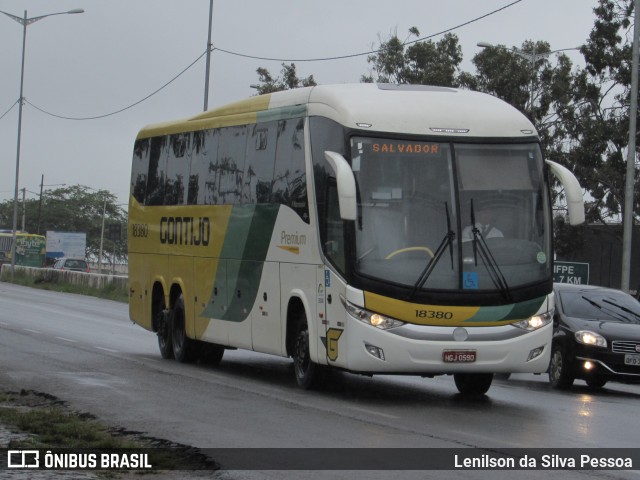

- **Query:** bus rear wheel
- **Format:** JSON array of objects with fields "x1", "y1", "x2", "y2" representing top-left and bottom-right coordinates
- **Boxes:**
[
  {"x1": 155, "y1": 296, "x2": 173, "y2": 359},
  {"x1": 157, "y1": 309, "x2": 173, "y2": 359},
  {"x1": 171, "y1": 294, "x2": 197, "y2": 363},
  {"x1": 453, "y1": 373, "x2": 493, "y2": 395}
]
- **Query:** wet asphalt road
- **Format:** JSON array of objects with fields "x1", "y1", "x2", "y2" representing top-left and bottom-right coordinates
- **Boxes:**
[{"x1": 1, "y1": 282, "x2": 639, "y2": 480}]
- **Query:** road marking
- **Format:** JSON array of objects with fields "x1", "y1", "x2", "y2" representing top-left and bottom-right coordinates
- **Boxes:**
[
  {"x1": 23, "y1": 328, "x2": 40, "y2": 334},
  {"x1": 347, "y1": 406, "x2": 400, "y2": 420},
  {"x1": 56, "y1": 336, "x2": 77, "y2": 343},
  {"x1": 94, "y1": 346, "x2": 119, "y2": 353}
]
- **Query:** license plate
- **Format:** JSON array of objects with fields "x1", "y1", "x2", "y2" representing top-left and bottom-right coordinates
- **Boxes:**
[
  {"x1": 624, "y1": 354, "x2": 640, "y2": 366},
  {"x1": 443, "y1": 350, "x2": 476, "y2": 363}
]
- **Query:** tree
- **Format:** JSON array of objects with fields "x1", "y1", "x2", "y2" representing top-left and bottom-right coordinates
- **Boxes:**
[
  {"x1": 253, "y1": 63, "x2": 316, "y2": 95},
  {"x1": 562, "y1": 0, "x2": 640, "y2": 226},
  {"x1": 0, "y1": 185, "x2": 127, "y2": 264},
  {"x1": 361, "y1": 29, "x2": 465, "y2": 87}
]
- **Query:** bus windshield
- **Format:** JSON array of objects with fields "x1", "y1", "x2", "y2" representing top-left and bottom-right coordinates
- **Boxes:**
[{"x1": 351, "y1": 137, "x2": 551, "y2": 293}]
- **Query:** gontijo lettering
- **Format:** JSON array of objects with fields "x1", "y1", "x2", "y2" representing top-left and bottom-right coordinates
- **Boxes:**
[{"x1": 160, "y1": 216, "x2": 210, "y2": 246}]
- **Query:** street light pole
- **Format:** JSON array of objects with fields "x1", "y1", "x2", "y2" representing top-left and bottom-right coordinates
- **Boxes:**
[
  {"x1": 1, "y1": 8, "x2": 84, "y2": 278},
  {"x1": 621, "y1": 0, "x2": 640, "y2": 292},
  {"x1": 203, "y1": 0, "x2": 214, "y2": 111}
]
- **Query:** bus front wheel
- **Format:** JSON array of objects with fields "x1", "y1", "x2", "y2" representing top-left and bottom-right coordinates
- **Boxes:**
[
  {"x1": 453, "y1": 373, "x2": 493, "y2": 395},
  {"x1": 171, "y1": 294, "x2": 197, "y2": 363},
  {"x1": 292, "y1": 313, "x2": 319, "y2": 389}
]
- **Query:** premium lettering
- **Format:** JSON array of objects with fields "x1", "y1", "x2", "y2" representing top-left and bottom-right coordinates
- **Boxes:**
[
  {"x1": 160, "y1": 217, "x2": 210, "y2": 246},
  {"x1": 281, "y1": 230, "x2": 306, "y2": 246}
]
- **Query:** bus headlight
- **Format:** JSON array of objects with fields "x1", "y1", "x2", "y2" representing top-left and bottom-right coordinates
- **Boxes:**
[
  {"x1": 575, "y1": 330, "x2": 607, "y2": 348},
  {"x1": 513, "y1": 311, "x2": 553, "y2": 331},
  {"x1": 345, "y1": 302, "x2": 404, "y2": 330}
]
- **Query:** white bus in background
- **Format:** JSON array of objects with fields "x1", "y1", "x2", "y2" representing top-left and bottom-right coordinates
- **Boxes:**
[{"x1": 128, "y1": 84, "x2": 584, "y2": 395}]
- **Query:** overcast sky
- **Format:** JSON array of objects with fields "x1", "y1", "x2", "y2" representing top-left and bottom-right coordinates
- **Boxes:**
[{"x1": 0, "y1": 0, "x2": 599, "y2": 208}]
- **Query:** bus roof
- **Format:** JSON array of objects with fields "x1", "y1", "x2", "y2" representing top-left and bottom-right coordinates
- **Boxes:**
[{"x1": 136, "y1": 83, "x2": 538, "y2": 140}]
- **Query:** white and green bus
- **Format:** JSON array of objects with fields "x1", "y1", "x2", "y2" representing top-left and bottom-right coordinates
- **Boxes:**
[{"x1": 128, "y1": 84, "x2": 584, "y2": 395}]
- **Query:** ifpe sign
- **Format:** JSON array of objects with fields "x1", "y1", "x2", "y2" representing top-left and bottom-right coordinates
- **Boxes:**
[{"x1": 554, "y1": 261, "x2": 589, "y2": 285}]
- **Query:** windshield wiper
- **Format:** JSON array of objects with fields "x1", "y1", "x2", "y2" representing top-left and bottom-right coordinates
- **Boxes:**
[
  {"x1": 581, "y1": 296, "x2": 634, "y2": 323},
  {"x1": 469, "y1": 200, "x2": 512, "y2": 301},
  {"x1": 409, "y1": 202, "x2": 455, "y2": 299},
  {"x1": 601, "y1": 298, "x2": 640, "y2": 319},
  {"x1": 581, "y1": 295, "x2": 603, "y2": 310}
]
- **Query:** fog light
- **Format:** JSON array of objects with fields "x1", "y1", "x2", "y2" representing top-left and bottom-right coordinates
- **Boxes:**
[
  {"x1": 364, "y1": 343, "x2": 385, "y2": 361},
  {"x1": 583, "y1": 361, "x2": 594, "y2": 371},
  {"x1": 527, "y1": 346, "x2": 544, "y2": 361}
]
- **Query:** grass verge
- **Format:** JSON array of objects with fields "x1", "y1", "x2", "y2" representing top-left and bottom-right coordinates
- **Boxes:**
[
  {"x1": 0, "y1": 269, "x2": 128, "y2": 303},
  {"x1": 0, "y1": 390, "x2": 217, "y2": 473}
]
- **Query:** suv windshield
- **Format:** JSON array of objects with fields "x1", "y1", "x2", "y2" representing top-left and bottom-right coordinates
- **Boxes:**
[
  {"x1": 351, "y1": 137, "x2": 551, "y2": 293},
  {"x1": 559, "y1": 289, "x2": 640, "y2": 324}
]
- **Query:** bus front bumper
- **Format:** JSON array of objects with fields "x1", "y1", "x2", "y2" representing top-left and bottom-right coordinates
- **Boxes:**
[{"x1": 335, "y1": 316, "x2": 552, "y2": 375}]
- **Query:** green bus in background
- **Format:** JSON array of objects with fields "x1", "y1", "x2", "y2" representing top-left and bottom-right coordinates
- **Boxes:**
[{"x1": 0, "y1": 232, "x2": 46, "y2": 268}]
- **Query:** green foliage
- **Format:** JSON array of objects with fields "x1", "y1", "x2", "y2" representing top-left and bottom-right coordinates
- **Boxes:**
[
  {"x1": 253, "y1": 63, "x2": 317, "y2": 94},
  {"x1": 562, "y1": 0, "x2": 640, "y2": 224},
  {"x1": 361, "y1": 29, "x2": 464, "y2": 87},
  {"x1": 0, "y1": 185, "x2": 127, "y2": 263}
]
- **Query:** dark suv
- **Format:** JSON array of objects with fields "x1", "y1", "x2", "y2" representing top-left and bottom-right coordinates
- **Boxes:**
[{"x1": 550, "y1": 283, "x2": 640, "y2": 389}]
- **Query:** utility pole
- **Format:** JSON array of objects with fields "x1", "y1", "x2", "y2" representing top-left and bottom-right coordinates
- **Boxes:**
[
  {"x1": 203, "y1": 0, "x2": 214, "y2": 111},
  {"x1": 621, "y1": 0, "x2": 640, "y2": 292},
  {"x1": 21, "y1": 187, "x2": 26, "y2": 231}
]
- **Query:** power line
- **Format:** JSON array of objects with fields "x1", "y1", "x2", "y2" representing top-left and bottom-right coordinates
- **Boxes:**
[
  {"x1": 27, "y1": 49, "x2": 208, "y2": 121},
  {"x1": 0, "y1": 100, "x2": 18, "y2": 121},
  {"x1": 23, "y1": 0, "x2": 523, "y2": 121},
  {"x1": 213, "y1": 0, "x2": 524, "y2": 62}
]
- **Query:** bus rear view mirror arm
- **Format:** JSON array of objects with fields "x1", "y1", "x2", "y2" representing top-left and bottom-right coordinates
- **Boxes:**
[
  {"x1": 546, "y1": 160, "x2": 585, "y2": 226},
  {"x1": 324, "y1": 151, "x2": 357, "y2": 221}
]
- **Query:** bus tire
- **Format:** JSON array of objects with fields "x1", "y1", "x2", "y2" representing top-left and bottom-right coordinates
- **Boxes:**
[
  {"x1": 157, "y1": 308, "x2": 173, "y2": 360},
  {"x1": 171, "y1": 294, "x2": 197, "y2": 363},
  {"x1": 199, "y1": 342, "x2": 225, "y2": 365},
  {"x1": 548, "y1": 344, "x2": 575, "y2": 389},
  {"x1": 453, "y1": 373, "x2": 493, "y2": 395},
  {"x1": 292, "y1": 312, "x2": 319, "y2": 389}
]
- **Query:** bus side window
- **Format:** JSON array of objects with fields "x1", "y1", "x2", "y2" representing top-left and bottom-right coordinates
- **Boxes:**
[
  {"x1": 273, "y1": 118, "x2": 308, "y2": 222},
  {"x1": 244, "y1": 122, "x2": 278, "y2": 204},
  {"x1": 131, "y1": 138, "x2": 150, "y2": 204},
  {"x1": 165, "y1": 133, "x2": 190, "y2": 206},
  {"x1": 217, "y1": 126, "x2": 247, "y2": 205},
  {"x1": 146, "y1": 136, "x2": 168, "y2": 206}
]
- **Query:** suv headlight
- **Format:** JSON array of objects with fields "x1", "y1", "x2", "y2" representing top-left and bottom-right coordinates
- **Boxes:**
[
  {"x1": 512, "y1": 310, "x2": 553, "y2": 331},
  {"x1": 345, "y1": 301, "x2": 404, "y2": 330},
  {"x1": 575, "y1": 330, "x2": 607, "y2": 348}
]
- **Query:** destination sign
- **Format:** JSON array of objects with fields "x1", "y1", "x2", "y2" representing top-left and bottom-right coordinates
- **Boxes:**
[{"x1": 372, "y1": 142, "x2": 441, "y2": 155}]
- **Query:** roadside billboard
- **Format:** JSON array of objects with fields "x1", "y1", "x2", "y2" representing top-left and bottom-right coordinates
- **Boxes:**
[{"x1": 46, "y1": 231, "x2": 86, "y2": 260}]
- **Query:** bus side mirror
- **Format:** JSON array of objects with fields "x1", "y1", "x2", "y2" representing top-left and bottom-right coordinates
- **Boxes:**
[
  {"x1": 546, "y1": 160, "x2": 585, "y2": 226},
  {"x1": 324, "y1": 151, "x2": 357, "y2": 221}
]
